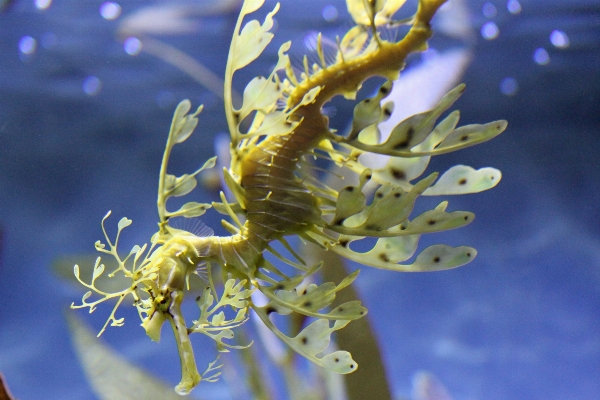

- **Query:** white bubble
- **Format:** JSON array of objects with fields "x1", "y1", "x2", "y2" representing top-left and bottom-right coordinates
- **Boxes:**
[
  {"x1": 507, "y1": 0, "x2": 522, "y2": 14},
  {"x1": 124, "y1": 37, "x2": 142, "y2": 55},
  {"x1": 100, "y1": 2, "x2": 121, "y2": 20},
  {"x1": 533, "y1": 48, "x2": 549, "y2": 65},
  {"x1": 322, "y1": 5, "x2": 338, "y2": 22},
  {"x1": 500, "y1": 77, "x2": 518, "y2": 96},
  {"x1": 35, "y1": 0, "x2": 52, "y2": 10},
  {"x1": 550, "y1": 30, "x2": 569, "y2": 48},
  {"x1": 18, "y1": 36, "x2": 37, "y2": 55},
  {"x1": 83, "y1": 76, "x2": 102, "y2": 96},
  {"x1": 481, "y1": 22, "x2": 499, "y2": 40},
  {"x1": 482, "y1": 2, "x2": 497, "y2": 18}
]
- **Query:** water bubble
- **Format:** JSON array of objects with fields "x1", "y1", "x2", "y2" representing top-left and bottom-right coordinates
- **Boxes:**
[
  {"x1": 35, "y1": 0, "x2": 52, "y2": 10},
  {"x1": 500, "y1": 77, "x2": 518, "y2": 96},
  {"x1": 507, "y1": 0, "x2": 522, "y2": 14},
  {"x1": 322, "y1": 5, "x2": 338, "y2": 22},
  {"x1": 482, "y1": 2, "x2": 497, "y2": 18},
  {"x1": 533, "y1": 48, "x2": 549, "y2": 65},
  {"x1": 19, "y1": 36, "x2": 37, "y2": 55},
  {"x1": 124, "y1": 37, "x2": 142, "y2": 55},
  {"x1": 550, "y1": 30, "x2": 569, "y2": 48},
  {"x1": 100, "y1": 2, "x2": 121, "y2": 20},
  {"x1": 481, "y1": 22, "x2": 499, "y2": 40},
  {"x1": 83, "y1": 76, "x2": 102, "y2": 96}
]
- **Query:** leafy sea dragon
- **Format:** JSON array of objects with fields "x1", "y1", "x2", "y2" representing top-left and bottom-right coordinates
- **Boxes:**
[{"x1": 72, "y1": 0, "x2": 507, "y2": 394}]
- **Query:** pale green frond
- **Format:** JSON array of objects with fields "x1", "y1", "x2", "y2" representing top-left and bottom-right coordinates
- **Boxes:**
[
  {"x1": 259, "y1": 270, "x2": 367, "y2": 320},
  {"x1": 331, "y1": 240, "x2": 476, "y2": 272},
  {"x1": 254, "y1": 306, "x2": 358, "y2": 374},
  {"x1": 165, "y1": 202, "x2": 212, "y2": 219},
  {"x1": 424, "y1": 165, "x2": 502, "y2": 195}
]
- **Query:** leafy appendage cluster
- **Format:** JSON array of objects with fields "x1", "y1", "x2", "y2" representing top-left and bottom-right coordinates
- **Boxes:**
[{"x1": 70, "y1": 211, "x2": 253, "y2": 394}]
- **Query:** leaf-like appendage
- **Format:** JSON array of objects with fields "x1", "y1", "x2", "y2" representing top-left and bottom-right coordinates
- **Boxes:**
[
  {"x1": 346, "y1": 0, "x2": 408, "y2": 26},
  {"x1": 259, "y1": 270, "x2": 366, "y2": 320},
  {"x1": 230, "y1": 3, "x2": 279, "y2": 71},
  {"x1": 424, "y1": 165, "x2": 502, "y2": 195},
  {"x1": 254, "y1": 307, "x2": 359, "y2": 374},
  {"x1": 166, "y1": 202, "x2": 211, "y2": 219}
]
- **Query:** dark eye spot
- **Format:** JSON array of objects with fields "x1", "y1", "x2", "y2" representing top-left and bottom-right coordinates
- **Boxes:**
[
  {"x1": 379, "y1": 253, "x2": 390, "y2": 262},
  {"x1": 390, "y1": 168, "x2": 405, "y2": 180}
]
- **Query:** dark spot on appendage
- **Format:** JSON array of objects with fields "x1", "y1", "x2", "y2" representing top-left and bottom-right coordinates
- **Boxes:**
[
  {"x1": 391, "y1": 168, "x2": 405, "y2": 180},
  {"x1": 464, "y1": 216, "x2": 469, "y2": 221},
  {"x1": 196, "y1": 296, "x2": 201, "y2": 301},
  {"x1": 265, "y1": 306, "x2": 276, "y2": 315},
  {"x1": 335, "y1": 358, "x2": 340, "y2": 362},
  {"x1": 379, "y1": 85, "x2": 389, "y2": 95},
  {"x1": 433, "y1": 256, "x2": 441, "y2": 263},
  {"x1": 458, "y1": 178, "x2": 467, "y2": 185},
  {"x1": 275, "y1": 283, "x2": 285, "y2": 290},
  {"x1": 460, "y1": 135, "x2": 469, "y2": 141},
  {"x1": 338, "y1": 307, "x2": 344, "y2": 312},
  {"x1": 393, "y1": 140, "x2": 409, "y2": 150},
  {"x1": 365, "y1": 173, "x2": 372, "y2": 180},
  {"x1": 350, "y1": 364, "x2": 355, "y2": 369},
  {"x1": 345, "y1": 187, "x2": 354, "y2": 192},
  {"x1": 379, "y1": 253, "x2": 390, "y2": 262},
  {"x1": 339, "y1": 239, "x2": 349, "y2": 247},
  {"x1": 303, "y1": 301, "x2": 312, "y2": 308},
  {"x1": 301, "y1": 337, "x2": 308, "y2": 345},
  {"x1": 359, "y1": 311, "x2": 364, "y2": 315},
  {"x1": 428, "y1": 220, "x2": 436, "y2": 225},
  {"x1": 394, "y1": 192, "x2": 401, "y2": 198},
  {"x1": 376, "y1": 192, "x2": 384, "y2": 198},
  {"x1": 384, "y1": 108, "x2": 391, "y2": 116},
  {"x1": 364, "y1": 98, "x2": 371, "y2": 103},
  {"x1": 467, "y1": 252, "x2": 472, "y2": 257}
]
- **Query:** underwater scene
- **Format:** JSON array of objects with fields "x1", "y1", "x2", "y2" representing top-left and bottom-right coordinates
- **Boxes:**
[{"x1": 0, "y1": 0, "x2": 599, "y2": 399}]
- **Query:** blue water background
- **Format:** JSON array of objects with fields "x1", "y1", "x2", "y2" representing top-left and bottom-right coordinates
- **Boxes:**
[{"x1": 0, "y1": 0, "x2": 599, "y2": 399}]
